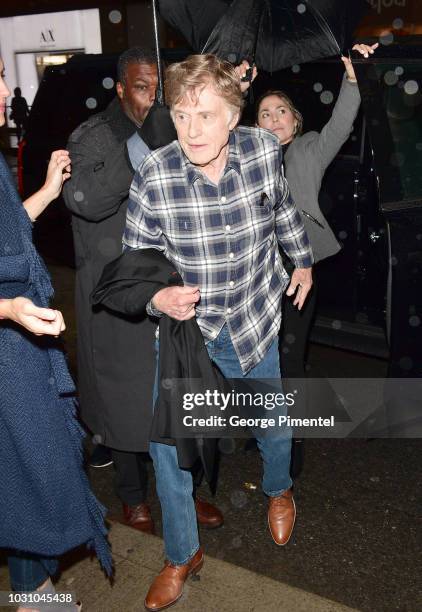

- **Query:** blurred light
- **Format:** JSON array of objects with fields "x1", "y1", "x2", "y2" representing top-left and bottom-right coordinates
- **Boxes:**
[
  {"x1": 392, "y1": 18, "x2": 404, "y2": 30},
  {"x1": 404, "y1": 80, "x2": 419, "y2": 95},
  {"x1": 320, "y1": 90, "x2": 334, "y2": 104},
  {"x1": 102, "y1": 77, "x2": 114, "y2": 90},
  {"x1": 86, "y1": 98, "x2": 97, "y2": 109},
  {"x1": 36, "y1": 55, "x2": 69, "y2": 66},
  {"x1": 384, "y1": 70, "x2": 398, "y2": 86},
  {"x1": 109, "y1": 10, "x2": 122, "y2": 24},
  {"x1": 379, "y1": 32, "x2": 394, "y2": 46}
]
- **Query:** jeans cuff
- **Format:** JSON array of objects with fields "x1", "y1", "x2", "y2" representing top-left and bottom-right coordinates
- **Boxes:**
[
  {"x1": 264, "y1": 483, "x2": 292, "y2": 498},
  {"x1": 11, "y1": 579, "x2": 47, "y2": 592},
  {"x1": 167, "y1": 545, "x2": 200, "y2": 566}
]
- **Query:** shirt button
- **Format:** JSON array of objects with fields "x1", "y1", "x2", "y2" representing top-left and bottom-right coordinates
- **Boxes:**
[
  {"x1": 226, "y1": 308, "x2": 232, "y2": 314},
  {"x1": 229, "y1": 281, "x2": 234, "y2": 287},
  {"x1": 225, "y1": 224, "x2": 231, "y2": 231},
  {"x1": 229, "y1": 252, "x2": 234, "y2": 259},
  {"x1": 220, "y1": 196, "x2": 227, "y2": 203}
]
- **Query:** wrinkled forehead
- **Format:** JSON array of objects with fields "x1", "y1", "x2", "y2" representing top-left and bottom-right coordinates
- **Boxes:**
[
  {"x1": 173, "y1": 80, "x2": 224, "y2": 110},
  {"x1": 174, "y1": 81, "x2": 210, "y2": 106}
]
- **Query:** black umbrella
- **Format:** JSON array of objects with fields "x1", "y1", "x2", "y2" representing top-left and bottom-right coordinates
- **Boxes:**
[{"x1": 158, "y1": 0, "x2": 368, "y2": 72}]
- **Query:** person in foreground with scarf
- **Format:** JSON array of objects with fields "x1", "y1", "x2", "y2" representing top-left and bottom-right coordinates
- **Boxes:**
[
  {"x1": 0, "y1": 58, "x2": 111, "y2": 611},
  {"x1": 123, "y1": 53, "x2": 313, "y2": 611}
]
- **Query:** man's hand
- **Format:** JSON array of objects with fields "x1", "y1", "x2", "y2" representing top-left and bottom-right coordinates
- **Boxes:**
[
  {"x1": 342, "y1": 43, "x2": 379, "y2": 82},
  {"x1": 152, "y1": 286, "x2": 200, "y2": 320},
  {"x1": 235, "y1": 60, "x2": 258, "y2": 94},
  {"x1": 285, "y1": 268, "x2": 313, "y2": 310},
  {"x1": 8, "y1": 297, "x2": 66, "y2": 336}
]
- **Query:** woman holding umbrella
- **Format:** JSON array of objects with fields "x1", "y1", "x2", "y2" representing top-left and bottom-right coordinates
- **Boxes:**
[
  {"x1": 0, "y1": 56, "x2": 111, "y2": 609},
  {"x1": 255, "y1": 43, "x2": 378, "y2": 413}
]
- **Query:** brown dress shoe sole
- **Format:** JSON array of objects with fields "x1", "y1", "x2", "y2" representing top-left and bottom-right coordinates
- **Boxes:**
[
  {"x1": 144, "y1": 556, "x2": 204, "y2": 612},
  {"x1": 268, "y1": 497, "x2": 296, "y2": 546}
]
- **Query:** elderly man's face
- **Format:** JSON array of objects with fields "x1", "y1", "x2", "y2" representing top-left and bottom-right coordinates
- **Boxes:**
[
  {"x1": 117, "y1": 61, "x2": 158, "y2": 127},
  {"x1": 172, "y1": 84, "x2": 238, "y2": 173}
]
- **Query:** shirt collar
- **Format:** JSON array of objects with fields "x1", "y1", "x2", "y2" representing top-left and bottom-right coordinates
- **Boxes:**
[{"x1": 181, "y1": 129, "x2": 241, "y2": 185}]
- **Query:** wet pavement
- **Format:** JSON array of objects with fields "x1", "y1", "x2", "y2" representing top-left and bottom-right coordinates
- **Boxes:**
[{"x1": 1, "y1": 522, "x2": 361, "y2": 612}]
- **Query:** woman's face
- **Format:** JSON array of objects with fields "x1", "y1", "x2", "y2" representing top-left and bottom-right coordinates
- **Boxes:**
[
  {"x1": 256, "y1": 94, "x2": 297, "y2": 144},
  {"x1": 0, "y1": 59, "x2": 11, "y2": 127}
]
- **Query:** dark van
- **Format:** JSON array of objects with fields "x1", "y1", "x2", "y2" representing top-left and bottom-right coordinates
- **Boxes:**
[{"x1": 21, "y1": 44, "x2": 422, "y2": 377}]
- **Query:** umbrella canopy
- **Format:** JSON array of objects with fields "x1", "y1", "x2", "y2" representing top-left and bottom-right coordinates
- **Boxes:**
[
  {"x1": 159, "y1": 0, "x2": 368, "y2": 71},
  {"x1": 158, "y1": 0, "x2": 230, "y2": 52}
]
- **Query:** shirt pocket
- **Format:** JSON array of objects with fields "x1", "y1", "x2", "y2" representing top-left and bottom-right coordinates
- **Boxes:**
[
  {"x1": 249, "y1": 192, "x2": 273, "y2": 214},
  {"x1": 248, "y1": 192, "x2": 274, "y2": 240},
  {"x1": 165, "y1": 217, "x2": 203, "y2": 256}
]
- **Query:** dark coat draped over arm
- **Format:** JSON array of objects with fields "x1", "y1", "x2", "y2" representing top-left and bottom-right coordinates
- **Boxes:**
[{"x1": 93, "y1": 248, "x2": 230, "y2": 484}]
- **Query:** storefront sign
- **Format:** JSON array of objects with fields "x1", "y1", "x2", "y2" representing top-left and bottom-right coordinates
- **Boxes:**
[{"x1": 368, "y1": 0, "x2": 407, "y2": 15}]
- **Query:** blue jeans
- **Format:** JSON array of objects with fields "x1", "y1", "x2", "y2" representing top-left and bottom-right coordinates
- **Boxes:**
[
  {"x1": 149, "y1": 325, "x2": 292, "y2": 565},
  {"x1": 8, "y1": 551, "x2": 58, "y2": 591}
]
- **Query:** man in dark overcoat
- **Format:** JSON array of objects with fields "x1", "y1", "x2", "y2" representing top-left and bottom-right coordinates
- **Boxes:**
[{"x1": 63, "y1": 47, "x2": 223, "y2": 533}]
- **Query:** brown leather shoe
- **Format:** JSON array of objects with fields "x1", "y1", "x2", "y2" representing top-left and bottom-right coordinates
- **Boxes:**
[
  {"x1": 268, "y1": 488, "x2": 296, "y2": 546},
  {"x1": 144, "y1": 548, "x2": 204, "y2": 611},
  {"x1": 122, "y1": 503, "x2": 155, "y2": 535},
  {"x1": 195, "y1": 497, "x2": 224, "y2": 529}
]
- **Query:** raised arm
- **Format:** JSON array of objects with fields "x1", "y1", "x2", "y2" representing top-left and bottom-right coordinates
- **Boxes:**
[
  {"x1": 23, "y1": 149, "x2": 71, "y2": 221},
  {"x1": 310, "y1": 43, "x2": 378, "y2": 173}
]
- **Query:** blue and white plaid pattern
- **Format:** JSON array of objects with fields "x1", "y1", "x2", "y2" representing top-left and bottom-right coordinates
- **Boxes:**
[{"x1": 124, "y1": 126, "x2": 313, "y2": 373}]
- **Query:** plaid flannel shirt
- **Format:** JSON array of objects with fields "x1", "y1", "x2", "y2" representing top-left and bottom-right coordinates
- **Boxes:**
[{"x1": 124, "y1": 126, "x2": 313, "y2": 373}]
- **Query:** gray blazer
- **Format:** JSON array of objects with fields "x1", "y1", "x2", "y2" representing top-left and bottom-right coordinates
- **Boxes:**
[{"x1": 284, "y1": 75, "x2": 361, "y2": 263}]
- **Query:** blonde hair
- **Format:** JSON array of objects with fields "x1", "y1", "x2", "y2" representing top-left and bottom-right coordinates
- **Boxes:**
[{"x1": 165, "y1": 54, "x2": 244, "y2": 116}]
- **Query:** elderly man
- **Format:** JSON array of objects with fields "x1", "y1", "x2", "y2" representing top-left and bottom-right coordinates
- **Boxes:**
[
  {"x1": 64, "y1": 47, "x2": 222, "y2": 535},
  {"x1": 124, "y1": 54, "x2": 313, "y2": 611}
]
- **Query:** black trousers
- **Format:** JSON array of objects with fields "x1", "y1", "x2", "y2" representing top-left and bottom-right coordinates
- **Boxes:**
[
  {"x1": 280, "y1": 277, "x2": 318, "y2": 380},
  {"x1": 111, "y1": 449, "x2": 149, "y2": 506},
  {"x1": 111, "y1": 450, "x2": 205, "y2": 507}
]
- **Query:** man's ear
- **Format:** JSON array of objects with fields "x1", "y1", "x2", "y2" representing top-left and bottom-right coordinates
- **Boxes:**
[
  {"x1": 229, "y1": 111, "x2": 240, "y2": 131},
  {"x1": 116, "y1": 81, "x2": 124, "y2": 100}
]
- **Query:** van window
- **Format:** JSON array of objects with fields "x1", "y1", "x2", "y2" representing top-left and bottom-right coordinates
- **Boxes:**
[{"x1": 362, "y1": 61, "x2": 422, "y2": 206}]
